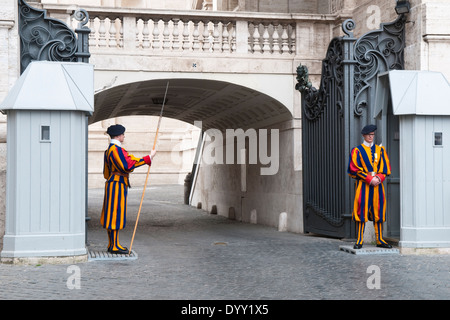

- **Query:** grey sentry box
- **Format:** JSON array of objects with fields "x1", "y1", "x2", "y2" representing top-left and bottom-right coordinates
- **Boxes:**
[
  {"x1": 375, "y1": 70, "x2": 450, "y2": 249},
  {"x1": 0, "y1": 61, "x2": 94, "y2": 259}
]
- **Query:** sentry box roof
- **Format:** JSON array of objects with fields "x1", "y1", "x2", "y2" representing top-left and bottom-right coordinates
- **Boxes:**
[
  {"x1": 375, "y1": 70, "x2": 450, "y2": 117},
  {"x1": 0, "y1": 61, "x2": 94, "y2": 113}
]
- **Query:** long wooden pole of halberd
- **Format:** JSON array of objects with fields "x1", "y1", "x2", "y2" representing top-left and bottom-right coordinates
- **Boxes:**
[{"x1": 129, "y1": 81, "x2": 169, "y2": 254}]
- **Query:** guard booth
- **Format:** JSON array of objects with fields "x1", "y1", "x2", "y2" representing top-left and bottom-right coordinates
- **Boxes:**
[
  {"x1": 375, "y1": 70, "x2": 450, "y2": 249},
  {"x1": 0, "y1": 61, "x2": 94, "y2": 261}
]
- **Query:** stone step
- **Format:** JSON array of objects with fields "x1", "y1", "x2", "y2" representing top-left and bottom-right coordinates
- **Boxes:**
[
  {"x1": 339, "y1": 245, "x2": 399, "y2": 255},
  {"x1": 88, "y1": 249, "x2": 138, "y2": 261}
]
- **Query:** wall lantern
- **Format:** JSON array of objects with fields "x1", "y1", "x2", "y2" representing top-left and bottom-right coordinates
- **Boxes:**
[{"x1": 395, "y1": 0, "x2": 411, "y2": 14}]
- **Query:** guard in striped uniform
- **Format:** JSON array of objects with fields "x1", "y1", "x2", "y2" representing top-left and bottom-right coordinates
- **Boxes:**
[
  {"x1": 347, "y1": 124, "x2": 392, "y2": 249},
  {"x1": 100, "y1": 124, "x2": 156, "y2": 254}
]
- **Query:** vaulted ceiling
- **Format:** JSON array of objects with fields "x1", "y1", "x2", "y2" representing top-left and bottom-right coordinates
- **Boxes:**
[{"x1": 90, "y1": 78, "x2": 292, "y2": 131}]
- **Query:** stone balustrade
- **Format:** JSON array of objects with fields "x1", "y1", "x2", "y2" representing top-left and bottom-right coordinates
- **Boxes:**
[
  {"x1": 85, "y1": 10, "x2": 297, "y2": 56},
  {"x1": 88, "y1": 15, "x2": 295, "y2": 55},
  {"x1": 40, "y1": 4, "x2": 343, "y2": 60}
]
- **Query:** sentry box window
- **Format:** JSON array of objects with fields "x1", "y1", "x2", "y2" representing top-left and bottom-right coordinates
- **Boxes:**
[
  {"x1": 433, "y1": 132, "x2": 443, "y2": 147},
  {"x1": 41, "y1": 125, "x2": 50, "y2": 142}
]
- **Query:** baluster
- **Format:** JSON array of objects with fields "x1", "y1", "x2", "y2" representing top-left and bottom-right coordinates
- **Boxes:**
[
  {"x1": 142, "y1": 19, "x2": 150, "y2": 49},
  {"x1": 289, "y1": 24, "x2": 295, "y2": 54},
  {"x1": 88, "y1": 17, "x2": 97, "y2": 47},
  {"x1": 247, "y1": 22, "x2": 254, "y2": 53},
  {"x1": 281, "y1": 24, "x2": 289, "y2": 54},
  {"x1": 118, "y1": 18, "x2": 123, "y2": 48},
  {"x1": 135, "y1": 18, "x2": 142, "y2": 48},
  {"x1": 213, "y1": 21, "x2": 221, "y2": 52},
  {"x1": 152, "y1": 18, "x2": 161, "y2": 50},
  {"x1": 162, "y1": 19, "x2": 170, "y2": 51},
  {"x1": 262, "y1": 23, "x2": 271, "y2": 53},
  {"x1": 98, "y1": 17, "x2": 107, "y2": 47},
  {"x1": 199, "y1": 21, "x2": 207, "y2": 52},
  {"x1": 158, "y1": 19, "x2": 165, "y2": 51},
  {"x1": 208, "y1": 23, "x2": 214, "y2": 52},
  {"x1": 192, "y1": 20, "x2": 200, "y2": 51},
  {"x1": 148, "y1": 19, "x2": 154, "y2": 49},
  {"x1": 222, "y1": 22, "x2": 230, "y2": 53},
  {"x1": 229, "y1": 22, "x2": 236, "y2": 53},
  {"x1": 182, "y1": 19, "x2": 191, "y2": 52},
  {"x1": 272, "y1": 24, "x2": 281, "y2": 54},
  {"x1": 172, "y1": 19, "x2": 180, "y2": 51},
  {"x1": 109, "y1": 18, "x2": 117, "y2": 48},
  {"x1": 252, "y1": 23, "x2": 262, "y2": 53}
]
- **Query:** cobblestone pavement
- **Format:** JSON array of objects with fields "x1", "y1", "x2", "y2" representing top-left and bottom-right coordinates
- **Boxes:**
[{"x1": 0, "y1": 185, "x2": 449, "y2": 302}]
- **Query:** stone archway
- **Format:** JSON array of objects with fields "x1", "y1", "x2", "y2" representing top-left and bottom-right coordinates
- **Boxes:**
[
  {"x1": 88, "y1": 77, "x2": 302, "y2": 233},
  {"x1": 90, "y1": 78, "x2": 293, "y2": 130}
]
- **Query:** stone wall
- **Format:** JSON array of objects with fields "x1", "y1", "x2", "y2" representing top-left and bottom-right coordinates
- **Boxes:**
[
  {"x1": 336, "y1": 0, "x2": 450, "y2": 80},
  {"x1": 406, "y1": 0, "x2": 450, "y2": 79},
  {"x1": 190, "y1": 119, "x2": 303, "y2": 233},
  {"x1": 0, "y1": 0, "x2": 18, "y2": 252}
]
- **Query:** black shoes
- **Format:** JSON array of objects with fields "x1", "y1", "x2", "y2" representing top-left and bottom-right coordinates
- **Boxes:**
[
  {"x1": 353, "y1": 243, "x2": 393, "y2": 249},
  {"x1": 108, "y1": 247, "x2": 130, "y2": 254}
]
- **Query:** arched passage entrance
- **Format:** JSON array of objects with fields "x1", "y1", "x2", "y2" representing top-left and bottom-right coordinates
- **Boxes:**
[
  {"x1": 90, "y1": 78, "x2": 292, "y2": 130},
  {"x1": 89, "y1": 77, "x2": 303, "y2": 234}
]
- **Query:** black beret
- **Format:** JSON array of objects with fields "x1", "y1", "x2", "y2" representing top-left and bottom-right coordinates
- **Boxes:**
[
  {"x1": 107, "y1": 124, "x2": 125, "y2": 137},
  {"x1": 361, "y1": 124, "x2": 377, "y2": 135}
]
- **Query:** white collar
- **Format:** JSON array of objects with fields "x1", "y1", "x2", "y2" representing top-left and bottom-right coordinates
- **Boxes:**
[
  {"x1": 110, "y1": 139, "x2": 121, "y2": 147},
  {"x1": 363, "y1": 140, "x2": 374, "y2": 147}
]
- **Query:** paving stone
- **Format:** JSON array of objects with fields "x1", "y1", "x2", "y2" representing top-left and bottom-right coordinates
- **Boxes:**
[{"x1": 0, "y1": 185, "x2": 449, "y2": 302}]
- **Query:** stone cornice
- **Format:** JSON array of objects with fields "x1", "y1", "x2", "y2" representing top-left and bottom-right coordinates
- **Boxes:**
[{"x1": 41, "y1": 3, "x2": 347, "y2": 23}]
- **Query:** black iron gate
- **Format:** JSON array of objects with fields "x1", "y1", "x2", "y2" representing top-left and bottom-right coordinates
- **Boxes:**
[{"x1": 296, "y1": 15, "x2": 406, "y2": 239}]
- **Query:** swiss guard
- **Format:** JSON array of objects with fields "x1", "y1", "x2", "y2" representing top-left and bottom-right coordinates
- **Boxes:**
[
  {"x1": 347, "y1": 124, "x2": 392, "y2": 249},
  {"x1": 100, "y1": 124, "x2": 156, "y2": 254}
]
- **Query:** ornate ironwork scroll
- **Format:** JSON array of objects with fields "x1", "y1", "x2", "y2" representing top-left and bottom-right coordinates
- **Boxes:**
[
  {"x1": 18, "y1": 0, "x2": 91, "y2": 73},
  {"x1": 296, "y1": 14, "x2": 406, "y2": 238},
  {"x1": 296, "y1": 36, "x2": 344, "y2": 121},
  {"x1": 73, "y1": 8, "x2": 91, "y2": 63},
  {"x1": 353, "y1": 15, "x2": 406, "y2": 117}
]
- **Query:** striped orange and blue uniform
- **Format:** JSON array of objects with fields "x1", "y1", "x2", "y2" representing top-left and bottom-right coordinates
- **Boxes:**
[
  {"x1": 347, "y1": 143, "x2": 391, "y2": 245},
  {"x1": 347, "y1": 143, "x2": 391, "y2": 222},
  {"x1": 100, "y1": 143, "x2": 151, "y2": 231}
]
